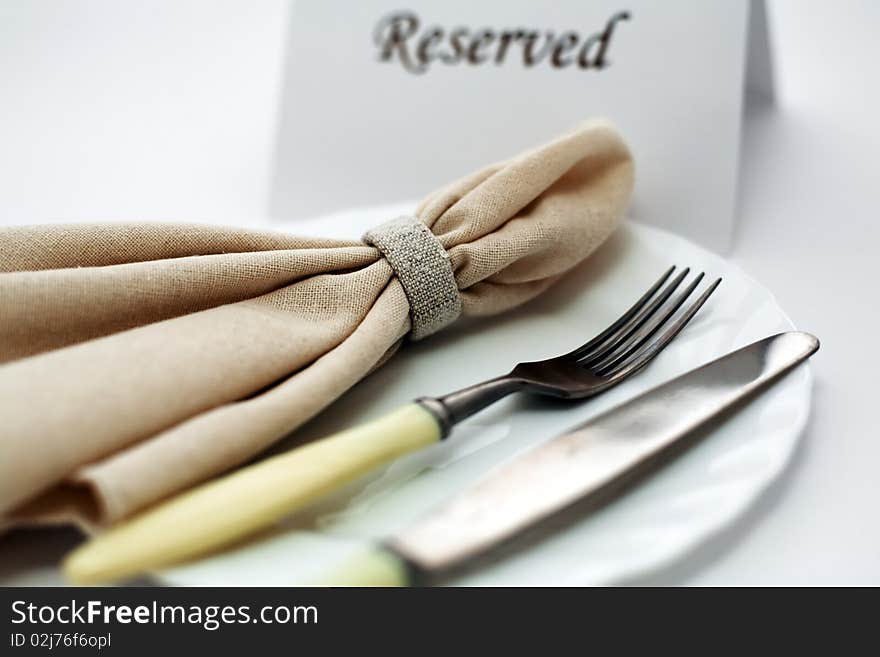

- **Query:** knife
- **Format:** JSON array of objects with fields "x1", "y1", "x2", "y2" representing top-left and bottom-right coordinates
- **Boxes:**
[{"x1": 316, "y1": 331, "x2": 819, "y2": 585}]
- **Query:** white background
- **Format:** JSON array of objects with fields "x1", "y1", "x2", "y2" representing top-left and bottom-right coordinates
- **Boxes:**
[
  {"x1": 0, "y1": 0, "x2": 286, "y2": 224},
  {"x1": 1, "y1": 0, "x2": 878, "y2": 585}
]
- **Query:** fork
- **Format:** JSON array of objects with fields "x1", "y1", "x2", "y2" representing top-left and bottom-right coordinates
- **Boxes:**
[{"x1": 63, "y1": 266, "x2": 721, "y2": 584}]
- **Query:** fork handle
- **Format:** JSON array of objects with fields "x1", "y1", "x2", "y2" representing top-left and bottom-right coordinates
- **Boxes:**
[
  {"x1": 63, "y1": 403, "x2": 443, "y2": 585},
  {"x1": 422, "y1": 375, "x2": 525, "y2": 431}
]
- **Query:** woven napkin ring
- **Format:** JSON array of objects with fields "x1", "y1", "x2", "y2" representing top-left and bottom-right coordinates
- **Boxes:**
[{"x1": 362, "y1": 215, "x2": 461, "y2": 340}]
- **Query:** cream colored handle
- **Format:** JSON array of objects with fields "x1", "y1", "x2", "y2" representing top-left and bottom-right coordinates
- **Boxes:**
[
  {"x1": 313, "y1": 544, "x2": 412, "y2": 587},
  {"x1": 63, "y1": 403, "x2": 442, "y2": 585}
]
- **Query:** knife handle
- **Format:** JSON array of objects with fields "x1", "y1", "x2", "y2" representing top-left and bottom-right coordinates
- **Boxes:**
[
  {"x1": 63, "y1": 403, "x2": 442, "y2": 585},
  {"x1": 312, "y1": 544, "x2": 412, "y2": 587}
]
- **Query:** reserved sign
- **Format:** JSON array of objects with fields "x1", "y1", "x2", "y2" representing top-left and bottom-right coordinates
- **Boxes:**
[
  {"x1": 371, "y1": 10, "x2": 631, "y2": 73},
  {"x1": 272, "y1": 0, "x2": 771, "y2": 252}
]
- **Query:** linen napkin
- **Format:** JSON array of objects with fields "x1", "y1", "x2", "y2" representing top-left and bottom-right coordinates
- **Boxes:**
[{"x1": 0, "y1": 119, "x2": 633, "y2": 530}]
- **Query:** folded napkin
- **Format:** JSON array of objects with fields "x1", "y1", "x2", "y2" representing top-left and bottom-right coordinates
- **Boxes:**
[{"x1": 0, "y1": 119, "x2": 633, "y2": 530}]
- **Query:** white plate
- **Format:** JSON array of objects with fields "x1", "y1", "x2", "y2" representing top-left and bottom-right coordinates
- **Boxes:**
[{"x1": 159, "y1": 205, "x2": 812, "y2": 586}]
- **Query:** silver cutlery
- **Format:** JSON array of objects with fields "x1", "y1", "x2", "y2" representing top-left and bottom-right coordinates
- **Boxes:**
[
  {"x1": 64, "y1": 266, "x2": 719, "y2": 584},
  {"x1": 319, "y1": 331, "x2": 820, "y2": 585}
]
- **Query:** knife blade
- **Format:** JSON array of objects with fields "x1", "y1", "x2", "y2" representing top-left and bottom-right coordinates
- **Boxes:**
[{"x1": 324, "y1": 331, "x2": 818, "y2": 585}]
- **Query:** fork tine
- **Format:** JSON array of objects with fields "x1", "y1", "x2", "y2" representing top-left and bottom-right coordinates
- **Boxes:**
[
  {"x1": 564, "y1": 266, "x2": 676, "y2": 360},
  {"x1": 599, "y1": 277, "x2": 722, "y2": 382},
  {"x1": 577, "y1": 266, "x2": 690, "y2": 365},
  {"x1": 591, "y1": 272, "x2": 705, "y2": 373}
]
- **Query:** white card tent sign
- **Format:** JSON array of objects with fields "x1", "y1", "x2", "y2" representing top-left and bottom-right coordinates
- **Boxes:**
[{"x1": 271, "y1": 0, "x2": 774, "y2": 252}]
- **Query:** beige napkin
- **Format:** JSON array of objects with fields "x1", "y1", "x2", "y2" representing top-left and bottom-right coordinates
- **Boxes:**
[{"x1": 0, "y1": 119, "x2": 633, "y2": 530}]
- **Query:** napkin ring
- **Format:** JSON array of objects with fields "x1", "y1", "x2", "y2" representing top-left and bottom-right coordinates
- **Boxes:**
[{"x1": 363, "y1": 216, "x2": 461, "y2": 340}]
